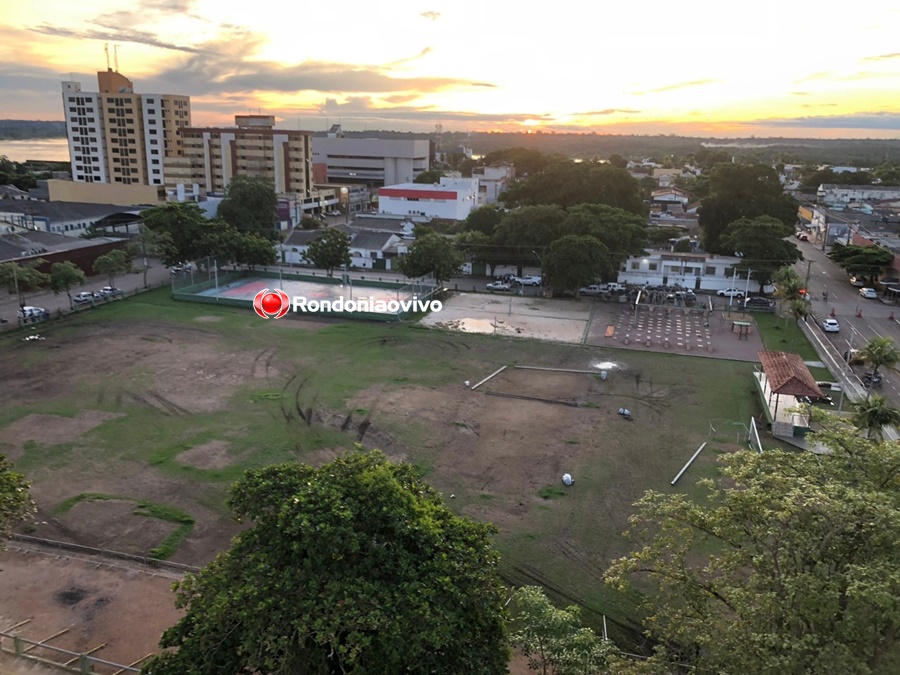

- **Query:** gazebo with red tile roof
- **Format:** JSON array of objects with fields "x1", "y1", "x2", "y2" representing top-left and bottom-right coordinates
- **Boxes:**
[{"x1": 758, "y1": 350, "x2": 823, "y2": 422}]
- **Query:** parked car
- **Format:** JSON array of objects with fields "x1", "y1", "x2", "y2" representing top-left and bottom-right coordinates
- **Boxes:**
[
  {"x1": 72, "y1": 291, "x2": 99, "y2": 304},
  {"x1": 486, "y1": 281, "x2": 511, "y2": 291},
  {"x1": 579, "y1": 284, "x2": 606, "y2": 296},
  {"x1": 794, "y1": 231, "x2": 809, "y2": 241},
  {"x1": 98, "y1": 286, "x2": 123, "y2": 298},
  {"x1": 514, "y1": 276, "x2": 543, "y2": 287},
  {"x1": 843, "y1": 349, "x2": 865, "y2": 365},
  {"x1": 17, "y1": 306, "x2": 49, "y2": 322},
  {"x1": 859, "y1": 287, "x2": 878, "y2": 299},
  {"x1": 849, "y1": 275, "x2": 866, "y2": 287},
  {"x1": 717, "y1": 288, "x2": 745, "y2": 298},
  {"x1": 743, "y1": 296, "x2": 772, "y2": 309},
  {"x1": 798, "y1": 393, "x2": 834, "y2": 406},
  {"x1": 821, "y1": 318, "x2": 841, "y2": 333}
]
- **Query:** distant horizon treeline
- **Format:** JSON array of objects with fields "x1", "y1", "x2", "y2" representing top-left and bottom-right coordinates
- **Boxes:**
[{"x1": 3, "y1": 119, "x2": 900, "y2": 166}]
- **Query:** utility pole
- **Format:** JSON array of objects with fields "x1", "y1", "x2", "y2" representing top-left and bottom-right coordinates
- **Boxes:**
[{"x1": 804, "y1": 260, "x2": 812, "y2": 292}]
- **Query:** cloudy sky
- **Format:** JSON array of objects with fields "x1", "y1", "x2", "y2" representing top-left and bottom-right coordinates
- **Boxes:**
[{"x1": 2, "y1": 0, "x2": 899, "y2": 137}]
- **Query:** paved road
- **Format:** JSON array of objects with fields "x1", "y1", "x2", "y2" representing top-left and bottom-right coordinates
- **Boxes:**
[
  {"x1": 793, "y1": 239, "x2": 900, "y2": 407},
  {"x1": 0, "y1": 259, "x2": 173, "y2": 324}
]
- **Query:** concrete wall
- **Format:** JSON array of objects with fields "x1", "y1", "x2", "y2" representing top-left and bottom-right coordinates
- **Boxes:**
[{"x1": 46, "y1": 179, "x2": 164, "y2": 205}]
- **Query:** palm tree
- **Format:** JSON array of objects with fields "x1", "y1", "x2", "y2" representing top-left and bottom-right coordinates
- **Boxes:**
[
  {"x1": 850, "y1": 394, "x2": 900, "y2": 440},
  {"x1": 860, "y1": 336, "x2": 900, "y2": 380},
  {"x1": 787, "y1": 298, "x2": 812, "y2": 347},
  {"x1": 772, "y1": 266, "x2": 803, "y2": 313}
]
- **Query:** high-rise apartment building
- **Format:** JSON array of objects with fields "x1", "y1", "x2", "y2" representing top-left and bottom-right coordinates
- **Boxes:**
[
  {"x1": 61, "y1": 70, "x2": 191, "y2": 187},
  {"x1": 165, "y1": 115, "x2": 313, "y2": 196}
]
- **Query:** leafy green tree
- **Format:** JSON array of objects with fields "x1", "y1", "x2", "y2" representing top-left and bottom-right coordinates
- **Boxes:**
[
  {"x1": 495, "y1": 205, "x2": 568, "y2": 252},
  {"x1": 607, "y1": 153, "x2": 628, "y2": 169},
  {"x1": 481, "y1": 147, "x2": 549, "y2": 177},
  {"x1": 0, "y1": 455, "x2": 34, "y2": 546},
  {"x1": 463, "y1": 205, "x2": 505, "y2": 236},
  {"x1": 502, "y1": 160, "x2": 646, "y2": 215},
  {"x1": 787, "y1": 298, "x2": 813, "y2": 347},
  {"x1": 720, "y1": 216, "x2": 803, "y2": 293},
  {"x1": 544, "y1": 235, "x2": 610, "y2": 296},
  {"x1": 0, "y1": 259, "x2": 49, "y2": 307},
  {"x1": 49, "y1": 261, "x2": 86, "y2": 304},
  {"x1": 304, "y1": 228, "x2": 351, "y2": 277},
  {"x1": 300, "y1": 216, "x2": 321, "y2": 230},
  {"x1": 142, "y1": 451, "x2": 509, "y2": 675},
  {"x1": 605, "y1": 411, "x2": 900, "y2": 674},
  {"x1": 455, "y1": 230, "x2": 504, "y2": 275},
  {"x1": 397, "y1": 233, "x2": 464, "y2": 284},
  {"x1": 850, "y1": 394, "x2": 900, "y2": 441},
  {"x1": 140, "y1": 203, "x2": 209, "y2": 267},
  {"x1": 672, "y1": 239, "x2": 691, "y2": 253},
  {"x1": 563, "y1": 203, "x2": 647, "y2": 272},
  {"x1": 92, "y1": 249, "x2": 131, "y2": 288},
  {"x1": 698, "y1": 163, "x2": 798, "y2": 253},
  {"x1": 646, "y1": 226, "x2": 684, "y2": 246},
  {"x1": 511, "y1": 586, "x2": 613, "y2": 675},
  {"x1": 414, "y1": 169, "x2": 444, "y2": 184},
  {"x1": 828, "y1": 244, "x2": 895, "y2": 285},
  {"x1": 872, "y1": 162, "x2": 900, "y2": 186},
  {"x1": 216, "y1": 175, "x2": 280, "y2": 240},
  {"x1": 232, "y1": 231, "x2": 277, "y2": 270},
  {"x1": 860, "y1": 336, "x2": 900, "y2": 381}
]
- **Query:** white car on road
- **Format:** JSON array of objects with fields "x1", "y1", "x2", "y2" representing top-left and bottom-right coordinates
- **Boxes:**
[
  {"x1": 486, "y1": 281, "x2": 511, "y2": 291},
  {"x1": 717, "y1": 288, "x2": 745, "y2": 298},
  {"x1": 821, "y1": 318, "x2": 841, "y2": 333},
  {"x1": 859, "y1": 287, "x2": 878, "y2": 299}
]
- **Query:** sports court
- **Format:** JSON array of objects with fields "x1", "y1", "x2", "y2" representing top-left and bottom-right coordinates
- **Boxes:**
[{"x1": 175, "y1": 270, "x2": 436, "y2": 321}]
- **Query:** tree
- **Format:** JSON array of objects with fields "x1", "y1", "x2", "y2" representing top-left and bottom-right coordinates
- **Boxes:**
[
  {"x1": 607, "y1": 153, "x2": 628, "y2": 168},
  {"x1": 859, "y1": 336, "x2": 900, "y2": 381},
  {"x1": 605, "y1": 412, "x2": 900, "y2": 674},
  {"x1": 850, "y1": 394, "x2": 900, "y2": 441},
  {"x1": 544, "y1": 235, "x2": 610, "y2": 296},
  {"x1": 216, "y1": 175, "x2": 280, "y2": 240},
  {"x1": 92, "y1": 249, "x2": 131, "y2": 288},
  {"x1": 49, "y1": 261, "x2": 86, "y2": 304},
  {"x1": 232, "y1": 231, "x2": 277, "y2": 270},
  {"x1": 720, "y1": 216, "x2": 803, "y2": 292},
  {"x1": 463, "y1": 205, "x2": 505, "y2": 237},
  {"x1": 304, "y1": 228, "x2": 351, "y2": 277},
  {"x1": 396, "y1": 233, "x2": 464, "y2": 285},
  {"x1": 562, "y1": 203, "x2": 647, "y2": 272},
  {"x1": 495, "y1": 205, "x2": 568, "y2": 253},
  {"x1": 828, "y1": 244, "x2": 895, "y2": 285},
  {"x1": 140, "y1": 203, "x2": 209, "y2": 267},
  {"x1": 787, "y1": 298, "x2": 813, "y2": 347},
  {"x1": 142, "y1": 451, "x2": 509, "y2": 675},
  {"x1": 772, "y1": 266, "x2": 803, "y2": 311},
  {"x1": 414, "y1": 169, "x2": 444, "y2": 184},
  {"x1": 672, "y1": 239, "x2": 691, "y2": 253},
  {"x1": 501, "y1": 160, "x2": 646, "y2": 215},
  {"x1": 0, "y1": 455, "x2": 34, "y2": 546},
  {"x1": 480, "y1": 147, "x2": 550, "y2": 177},
  {"x1": 0, "y1": 259, "x2": 49, "y2": 307},
  {"x1": 698, "y1": 163, "x2": 798, "y2": 253},
  {"x1": 300, "y1": 216, "x2": 321, "y2": 230},
  {"x1": 511, "y1": 586, "x2": 613, "y2": 675}
]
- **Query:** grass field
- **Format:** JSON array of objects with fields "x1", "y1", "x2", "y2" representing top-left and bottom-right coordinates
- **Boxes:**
[{"x1": 0, "y1": 289, "x2": 776, "y2": 648}]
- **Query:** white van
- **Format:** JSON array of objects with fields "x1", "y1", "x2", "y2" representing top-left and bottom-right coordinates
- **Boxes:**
[{"x1": 17, "y1": 306, "x2": 49, "y2": 322}]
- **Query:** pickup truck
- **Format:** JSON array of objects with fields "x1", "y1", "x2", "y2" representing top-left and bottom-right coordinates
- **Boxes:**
[
  {"x1": 579, "y1": 282, "x2": 624, "y2": 295},
  {"x1": 514, "y1": 276, "x2": 543, "y2": 287}
]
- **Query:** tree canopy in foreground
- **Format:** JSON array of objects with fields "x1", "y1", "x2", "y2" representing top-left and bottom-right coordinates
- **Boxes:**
[
  {"x1": 0, "y1": 454, "x2": 33, "y2": 545},
  {"x1": 143, "y1": 451, "x2": 509, "y2": 675},
  {"x1": 605, "y1": 410, "x2": 900, "y2": 674}
]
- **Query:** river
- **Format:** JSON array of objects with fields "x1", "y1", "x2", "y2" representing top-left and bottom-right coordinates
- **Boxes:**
[{"x1": 0, "y1": 138, "x2": 70, "y2": 162}]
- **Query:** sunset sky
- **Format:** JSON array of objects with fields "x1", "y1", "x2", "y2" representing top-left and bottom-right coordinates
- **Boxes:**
[{"x1": 2, "y1": 0, "x2": 899, "y2": 138}]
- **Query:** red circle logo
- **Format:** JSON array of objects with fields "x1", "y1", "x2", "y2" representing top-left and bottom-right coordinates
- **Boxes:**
[{"x1": 253, "y1": 288, "x2": 290, "y2": 319}]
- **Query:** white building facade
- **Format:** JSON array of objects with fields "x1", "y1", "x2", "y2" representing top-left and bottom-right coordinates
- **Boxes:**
[
  {"x1": 312, "y1": 137, "x2": 431, "y2": 186},
  {"x1": 61, "y1": 82, "x2": 109, "y2": 183},
  {"x1": 378, "y1": 177, "x2": 479, "y2": 220},
  {"x1": 473, "y1": 164, "x2": 515, "y2": 204},
  {"x1": 817, "y1": 184, "x2": 900, "y2": 206},
  {"x1": 618, "y1": 252, "x2": 774, "y2": 294}
]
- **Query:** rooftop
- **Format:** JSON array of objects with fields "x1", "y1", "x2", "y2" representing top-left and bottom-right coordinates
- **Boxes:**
[
  {"x1": 0, "y1": 201, "x2": 145, "y2": 222},
  {"x1": 0, "y1": 229, "x2": 121, "y2": 262},
  {"x1": 758, "y1": 350, "x2": 823, "y2": 398}
]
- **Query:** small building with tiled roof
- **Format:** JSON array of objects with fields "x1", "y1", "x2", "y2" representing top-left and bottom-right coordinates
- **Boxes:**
[{"x1": 754, "y1": 350, "x2": 823, "y2": 439}]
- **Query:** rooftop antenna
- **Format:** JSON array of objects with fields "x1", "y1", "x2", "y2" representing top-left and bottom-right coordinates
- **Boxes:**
[
  {"x1": 114, "y1": 45, "x2": 119, "y2": 72},
  {"x1": 104, "y1": 43, "x2": 110, "y2": 70}
]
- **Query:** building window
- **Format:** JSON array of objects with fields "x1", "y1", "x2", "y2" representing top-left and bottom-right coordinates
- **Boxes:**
[
  {"x1": 150, "y1": 139, "x2": 157, "y2": 145},
  {"x1": 152, "y1": 169, "x2": 160, "y2": 174},
  {"x1": 631, "y1": 261, "x2": 641, "y2": 270},
  {"x1": 648, "y1": 262, "x2": 658, "y2": 271},
  {"x1": 705, "y1": 266, "x2": 716, "y2": 276},
  {"x1": 146, "y1": 98, "x2": 154, "y2": 103}
]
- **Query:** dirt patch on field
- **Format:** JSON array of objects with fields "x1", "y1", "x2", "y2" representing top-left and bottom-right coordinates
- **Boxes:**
[
  {"x1": 0, "y1": 548, "x2": 183, "y2": 671},
  {"x1": 0, "y1": 411, "x2": 124, "y2": 461},
  {"x1": 52, "y1": 500, "x2": 178, "y2": 556},
  {"x1": 193, "y1": 315, "x2": 223, "y2": 322},
  {"x1": 176, "y1": 440, "x2": 238, "y2": 470}
]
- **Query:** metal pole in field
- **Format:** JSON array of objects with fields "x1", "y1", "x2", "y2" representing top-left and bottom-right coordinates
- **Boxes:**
[{"x1": 671, "y1": 442, "x2": 707, "y2": 485}]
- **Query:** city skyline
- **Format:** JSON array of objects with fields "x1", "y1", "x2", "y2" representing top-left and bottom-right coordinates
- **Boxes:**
[{"x1": 2, "y1": 0, "x2": 899, "y2": 139}]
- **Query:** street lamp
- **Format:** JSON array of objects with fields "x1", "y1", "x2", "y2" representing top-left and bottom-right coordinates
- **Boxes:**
[{"x1": 341, "y1": 187, "x2": 349, "y2": 225}]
